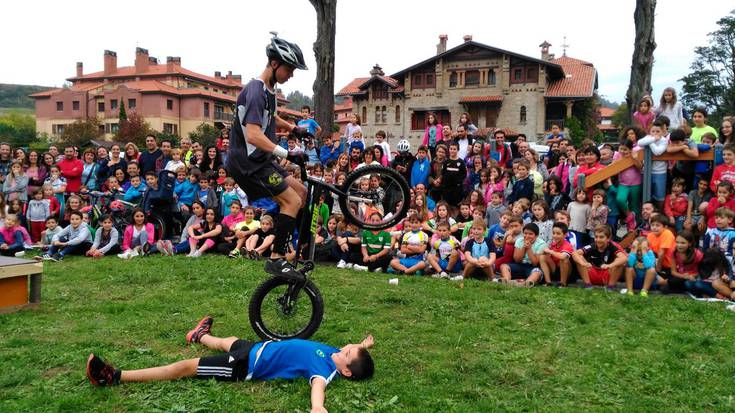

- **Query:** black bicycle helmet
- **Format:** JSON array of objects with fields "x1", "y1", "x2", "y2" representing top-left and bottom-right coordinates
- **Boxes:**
[{"x1": 266, "y1": 32, "x2": 308, "y2": 70}]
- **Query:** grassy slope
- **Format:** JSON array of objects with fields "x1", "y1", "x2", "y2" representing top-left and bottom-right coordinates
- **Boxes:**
[{"x1": 1, "y1": 256, "x2": 734, "y2": 412}]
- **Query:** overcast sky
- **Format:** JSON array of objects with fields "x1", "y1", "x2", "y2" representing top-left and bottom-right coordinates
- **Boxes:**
[{"x1": 2, "y1": 0, "x2": 732, "y2": 104}]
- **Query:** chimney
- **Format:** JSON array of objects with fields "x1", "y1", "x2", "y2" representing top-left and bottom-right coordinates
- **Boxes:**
[
  {"x1": 76, "y1": 62, "x2": 83, "y2": 78},
  {"x1": 539, "y1": 41, "x2": 552, "y2": 61},
  {"x1": 214, "y1": 71, "x2": 221, "y2": 78},
  {"x1": 463, "y1": 35, "x2": 473, "y2": 43},
  {"x1": 148, "y1": 56, "x2": 158, "y2": 65},
  {"x1": 166, "y1": 56, "x2": 181, "y2": 72},
  {"x1": 103, "y1": 50, "x2": 117, "y2": 75},
  {"x1": 369, "y1": 64, "x2": 384, "y2": 77},
  {"x1": 135, "y1": 47, "x2": 149, "y2": 73},
  {"x1": 232, "y1": 74, "x2": 242, "y2": 83},
  {"x1": 437, "y1": 34, "x2": 448, "y2": 54}
]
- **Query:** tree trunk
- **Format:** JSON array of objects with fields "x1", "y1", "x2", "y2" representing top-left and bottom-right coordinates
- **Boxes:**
[
  {"x1": 309, "y1": 0, "x2": 337, "y2": 137},
  {"x1": 625, "y1": 0, "x2": 656, "y2": 121}
]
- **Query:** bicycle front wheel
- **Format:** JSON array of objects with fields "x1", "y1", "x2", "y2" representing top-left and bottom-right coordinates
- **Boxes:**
[
  {"x1": 339, "y1": 164, "x2": 410, "y2": 230},
  {"x1": 249, "y1": 277, "x2": 324, "y2": 341}
]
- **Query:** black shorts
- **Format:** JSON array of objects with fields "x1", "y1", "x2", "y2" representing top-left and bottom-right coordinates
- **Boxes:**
[
  {"x1": 228, "y1": 161, "x2": 289, "y2": 201},
  {"x1": 196, "y1": 339, "x2": 254, "y2": 382}
]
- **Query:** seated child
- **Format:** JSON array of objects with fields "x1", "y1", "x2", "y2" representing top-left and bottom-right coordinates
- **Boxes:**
[
  {"x1": 702, "y1": 206, "x2": 735, "y2": 262},
  {"x1": 353, "y1": 211, "x2": 393, "y2": 273},
  {"x1": 426, "y1": 221, "x2": 461, "y2": 278},
  {"x1": 663, "y1": 177, "x2": 688, "y2": 232},
  {"x1": 540, "y1": 222, "x2": 574, "y2": 286},
  {"x1": 572, "y1": 224, "x2": 627, "y2": 289},
  {"x1": 0, "y1": 214, "x2": 26, "y2": 257},
  {"x1": 244, "y1": 214, "x2": 275, "y2": 259},
  {"x1": 335, "y1": 222, "x2": 363, "y2": 269},
  {"x1": 646, "y1": 213, "x2": 676, "y2": 280},
  {"x1": 225, "y1": 206, "x2": 260, "y2": 258},
  {"x1": 623, "y1": 237, "x2": 661, "y2": 297},
  {"x1": 86, "y1": 214, "x2": 120, "y2": 258},
  {"x1": 461, "y1": 218, "x2": 495, "y2": 281},
  {"x1": 194, "y1": 174, "x2": 219, "y2": 211},
  {"x1": 672, "y1": 230, "x2": 709, "y2": 297},
  {"x1": 186, "y1": 207, "x2": 222, "y2": 258},
  {"x1": 123, "y1": 175, "x2": 147, "y2": 204},
  {"x1": 389, "y1": 213, "x2": 428, "y2": 275},
  {"x1": 86, "y1": 316, "x2": 374, "y2": 413},
  {"x1": 40, "y1": 216, "x2": 61, "y2": 251},
  {"x1": 709, "y1": 248, "x2": 735, "y2": 300},
  {"x1": 705, "y1": 181, "x2": 735, "y2": 229},
  {"x1": 40, "y1": 211, "x2": 92, "y2": 261},
  {"x1": 175, "y1": 168, "x2": 200, "y2": 215},
  {"x1": 453, "y1": 201, "x2": 473, "y2": 240},
  {"x1": 118, "y1": 208, "x2": 155, "y2": 259},
  {"x1": 498, "y1": 222, "x2": 546, "y2": 286}
]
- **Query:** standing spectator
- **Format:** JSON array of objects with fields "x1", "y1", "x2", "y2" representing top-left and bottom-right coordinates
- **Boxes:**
[
  {"x1": 689, "y1": 107, "x2": 719, "y2": 144},
  {"x1": 545, "y1": 123, "x2": 565, "y2": 145},
  {"x1": 655, "y1": 87, "x2": 685, "y2": 128},
  {"x1": 124, "y1": 143, "x2": 140, "y2": 163},
  {"x1": 25, "y1": 150, "x2": 46, "y2": 197},
  {"x1": 719, "y1": 118, "x2": 734, "y2": 145},
  {"x1": 421, "y1": 112, "x2": 444, "y2": 158},
  {"x1": 441, "y1": 142, "x2": 467, "y2": 207},
  {"x1": 457, "y1": 112, "x2": 478, "y2": 136},
  {"x1": 391, "y1": 140, "x2": 415, "y2": 184},
  {"x1": 48, "y1": 145, "x2": 62, "y2": 163},
  {"x1": 428, "y1": 144, "x2": 447, "y2": 202},
  {"x1": 374, "y1": 130, "x2": 392, "y2": 162},
  {"x1": 454, "y1": 125, "x2": 471, "y2": 160},
  {"x1": 342, "y1": 113, "x2": 362, "y2": 147},
  {"x1": 220, "y1": 137, "x2": 230, "y2": 165},
  {"x1": 0, "y1": 142, "x2": 13, "y2": 183},
  {"x1": 98, "y1": 144, "x2": 127, "y2": 181},
  {"x1": 57, "y1": 145, "x2": 83, "y2": 194},
  {"x1": 81, "y1": 149, "x2": 99, "y2": 191},
  {"x1": 491, "y1": 130, "x2": 513, "y2": 168},
  {"x1": 632, "y1": 96, "x2": 655, "y2": 132},
  {"x1": 155, "y1": 140, "x2": 173, "y2": 172},
  {"x1": 200, "y1": 145, "x2": 222, "y2": 175},
  {"x1": 3, "y1": 161, "x2": 28, "y2": 202},
  {"x1": 637, "y1": 119, "x2": 670, "y2": 208},
  {"x1": 410, "y1": 146, "x2": 431, "y2": 189},
  {"x1": 297, "y1": 105, "x2": 322, "y2": 136},
  {"x1": 180, "y1": 137, "x2": 194, "y2": 166},
  {"x1": 138, "y1": 134, "x2": 162, "y2": 174}
]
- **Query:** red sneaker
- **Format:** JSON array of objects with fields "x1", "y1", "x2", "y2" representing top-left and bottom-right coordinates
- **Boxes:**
[
  {"x1": 86, "y1": 353, "x2": 120, "y2": 386},
  {"x1": 185, "y1": 316, "x2": 213, "y2": 344}
]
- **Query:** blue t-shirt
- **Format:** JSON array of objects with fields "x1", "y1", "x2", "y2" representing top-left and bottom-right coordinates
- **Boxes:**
[
  {"x1": 248, "y1": 339, "x2": 339, "y2": 385},
  {"x1": 297, "y1": 118, "x2": 321, "y2": 135},
  {"x1": 465, "y1": 237, "x2": 492, "y2": 259},
  {"x1": 486, "y1": 224, "x2": 506, "y2": 255}
]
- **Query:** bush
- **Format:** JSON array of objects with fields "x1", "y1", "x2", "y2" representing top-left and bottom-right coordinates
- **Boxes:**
[
  {"x1": 116, "y1": 112, "x2": 153, "y2": 146},
  {"x1": 188, "y1": 122, "x2": 220, "y2": 147},
  {"x1": 59, "y1": 117, "x2": 102, "y2": 146},
  {"x1": 0, "y1": 110, "x2": 36, "y2": 145}
]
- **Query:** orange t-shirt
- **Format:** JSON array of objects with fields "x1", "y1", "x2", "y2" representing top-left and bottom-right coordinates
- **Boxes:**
[{"x1": 647, "y1": 229, "x2": 675, "y2": 269}]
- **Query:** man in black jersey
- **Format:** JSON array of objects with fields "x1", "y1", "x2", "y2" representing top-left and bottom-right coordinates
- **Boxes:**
[{"x1": 226, "y1": 33, "x2": 311, "y2": 280}]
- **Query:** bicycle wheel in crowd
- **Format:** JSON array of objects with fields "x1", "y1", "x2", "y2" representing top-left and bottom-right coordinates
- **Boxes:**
[
  {"x1": 248, "y1": 276, "x2": 324, "y2": 341},
  {"x1": 338, "y1": 164, "x2": 410, "y2": 230}
]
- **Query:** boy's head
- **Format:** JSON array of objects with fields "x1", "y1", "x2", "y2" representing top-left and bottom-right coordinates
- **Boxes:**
[
  {"x1": 459, "y1": 202, "x2": 471, "y2": 216},
  {"x1": 417, "y1": 145, "x2": 428, "y2": 159},
  {"x1": 472, "y1": 207, "x2": 486, "y2": 221},
  {"x1": 144, "y1": 170, "x2": 158, "y2": 187},
  {"x1": 671, "y1": 177, "x2": 685, "y2": 194},
  {"x1": 300, "y1": 105, "x2": 311, "y2": 119},
  {"x1": 554, "y1": 209, "x2": 570, "y2": 225},
  {"x1": 498, "y1": 211, "x2": 512, "y2": 228},
  {"x1": 551, "y1": 222, "x2": 568, "y2": 244},
  {"x1": 649, "y1": 213, "x2": 670, "y2": 234},
  {"x1": 723, "y1": 144, "x2": 735, "y2": 165},
  {"x1": 508, "y1": 216, "x2": 524, "y2": 234},
  {"x1": 69, "y1": 211, "x2": 83, "y2": 226},
  {"x1": 229, "y1": 200, "x2": 242, "y2": 215},
  {"x1": 522, "y1": 223, "x2": 539, "y2": 243},
  {"x1": 375, "y1": 130, "x2": 386, "y2": 141},
  {"x1": 515, "y1": 159, "x2": 530, "y2": 178},
  {"x1": 407, "y1": 213, "x2": 421, "y2": 230},
  {"x1": 335, "y1": 345, "x2": 374, "y2": 381},
  {"x1": 470, "y1": 217, "x2": 486, "y2": 238},
  {"x1": 717, "y1": 181, "x2": 734, "y2": 199},
  {"x1": 45, "y1": 216, "x2": 57, "y2": 229},
  {"x1": 593, "y1": 224, "x2": 612, "y2": 248},
  {"x1": 669, "y1": 128, "x2": 687, "y2": 142},
  {"x1": 199, "y1": 175, "x2": 210, "y2": 188},
  {"x1": 714, "y1": 206, "x2": 735, "y2": 229},
  {"x1": 189, "y1": 168, "x2": 201, "y2": 183},
  {"x1": 650, "y1": 118, "x2": 666, "y2": 136},
  {"x1": 435, "y1": 221, "x2": 451, "y2": 239},
  {"x1": 490, "y1": 191, "x2": 503, "y2": 206},
  {"x1": 701, "y1": 132, "x2": 716, "y2": 145},
  {"x1": 130, "y1": 175, "x2": 142, "y2": 187}
]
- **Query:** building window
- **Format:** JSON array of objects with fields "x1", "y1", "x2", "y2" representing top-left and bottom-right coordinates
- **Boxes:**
[
  {"x1": 449, "y1": 72, "x2": 458, "y2": 88},
  {"x1": 72, "y1": 101, "x2": 80, "y2": 111},
  {"x1": 411, "y1": 73, "x2": 423, "y2": 89},
  {"x1": 425, "y1": 73, "x2": 434, "y2": 87},
  {"x1": 110, "y1": 123, "x2": 119, "y2": 134},
  {"x1": 204, "y1": 102, "x2": 210, "y2": 117},
  {"x1": 98, "y1": 102, "x2": 105, "y2": 112},
  {"x1": 525, "y1": 66, "x2": 538, "y2": 83},
  {"x1": 166, "y1": 99, "x2": 173, "y2": 110},
  {"x1": 52, "y1": 124, "x2": 65, "y2": 135},
  {"x1": 163, "y1": 123, "x2": 175, "y2": 134},
  {"x1": 361, "y1": 107, "x2": 367, "y2": 125},
  {"x1": 381, "y1": 106, "x2": 387, "y2": 124},
  {"x1": 375, "y1": 106, "x2": 381, "y2": 124},
  {"x1": 111, "y1": 100, "x2": 118, "y2": 110},
  {"x1": 372, "y1": 83, "x2": 388, "y2": 99},
  {"x1": 128, "y1": 98, "x2": 136, "y2": 109},
  {"x1": 465, "y1": 70, "x2": 480, "y2": 86},
  {"x1": 99, "y1": 125, "x2": 105, "y2": 135},
  {"x1": 411, "y1": 111, "x2": 451, "y2": 131},
  {"x1": 488, "y1": 70, "x2": 496, "y2": 85},
  {"x1": 395, "y1": 105, "x2": 401, "y2": 123},
  {"x1": 511, "y1": 67, "x2": 527, "y2": 84},
  {"x1": 56, "y1": 101, "x2": 63, "y2": 111},
  {"x1": 214, "y1": 105, "x2": 224, "y2": 120},
  {"x1": 520, "y1": 106, "x2": 527, "y2": 124}
]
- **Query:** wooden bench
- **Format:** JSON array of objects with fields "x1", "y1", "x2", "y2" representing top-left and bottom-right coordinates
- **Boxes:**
[{"x1": 0, "y1": 257, "x2": 43, "y2": 313}]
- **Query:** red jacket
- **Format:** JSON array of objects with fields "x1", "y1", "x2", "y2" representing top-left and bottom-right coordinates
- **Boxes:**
[
  {"x1": 663, "y1": 194, "x2": 688, "y2": 218},
  {"x1": 710, "y1": 164, "x2": 735, "y2": 193},
  {"x1": 706, "y1": 197, "x2": 735, "y2": 228},
  {"x1": 56, "y1": 157, "x2": 84, "y2": 193}
]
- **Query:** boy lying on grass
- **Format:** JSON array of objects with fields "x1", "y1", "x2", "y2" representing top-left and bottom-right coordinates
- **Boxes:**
[{"x1": 86, "y1": 317, "x2": 374, "y2": 413}]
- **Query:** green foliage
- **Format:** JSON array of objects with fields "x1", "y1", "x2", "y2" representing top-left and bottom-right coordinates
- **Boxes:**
[
  {"x1": 611, "y1": 103, "x2": 630, "y2": 128},
  {"x1": 0, "y1": 110, "x2": 37, "y2": 145},
  {"x1": 0, "y1": 83, "x2": 52, "y2": 109},
  {"x1": 3, "y1": 255, "x2": 735, "y2": 412},
  {"x1": 118, "y1": 99, "x2": 127, "y2": 122},
  {"x1": 59, "y1": 117, "x2": 102, "y2": 146},
  {"x1": 116, "y1": 112, "x2": 153, "y2": 146},
  {"x1": 564, "y1": 116, "x2": 585, "y2": 146},
  {"x1": 597, "y1": 96, "x2": 621, "y2": 110},
  {"x1": 680, "y1": 12, "x2": 735, "y2": 126},
  {"x1": 285, "y1": 90, "x2": 314, "y2": 111},
  {"x1": 188, "y1": 122, "x2": 220, "y2": 147},
  {"x1": 155, "y1": 131, "x2": 179, "y2": 146}
]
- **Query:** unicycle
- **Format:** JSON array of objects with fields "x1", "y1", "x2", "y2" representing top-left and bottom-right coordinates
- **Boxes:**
[{"x1": 248, "y1": 158, "x2": 410, "y2": 341}]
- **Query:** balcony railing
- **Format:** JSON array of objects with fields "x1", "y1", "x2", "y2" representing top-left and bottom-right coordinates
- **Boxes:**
[{"x1": 214, "y1": 112, "x2": 232, "y2": 121}]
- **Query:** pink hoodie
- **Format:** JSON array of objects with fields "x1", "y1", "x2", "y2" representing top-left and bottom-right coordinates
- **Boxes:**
[
  {"x1": 122, "y1": 223, "x2": 155, "y2": 251},
  {"x1": 422, "y1": 124, "x2": 444, "y2": 147}
]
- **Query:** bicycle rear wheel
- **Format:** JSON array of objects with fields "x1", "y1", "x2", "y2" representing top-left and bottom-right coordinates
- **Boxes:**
[
  {"x1": 249, "y1": 277, "x2": 324, "y2": 341},
  {"x1": 338, "y1": 164, "x2": 410, "y2": 230}
]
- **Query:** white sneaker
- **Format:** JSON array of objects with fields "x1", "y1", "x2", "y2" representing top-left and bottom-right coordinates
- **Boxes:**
[
  {"x1": 14, "y1": 251, "x2": 25, "y2": 258},
  {"x1": 352, "y1": 264, "x2": 368, "y2": 272},
  {"x1": 117, "y1": 250, "x2": 130, "y2": 259},
  {"x1": 190, "y1": 250, "x2": 202, "y2": 258},
  {"x1": 431, "y1": 273, "x2": 443, "y2": 279},
  {"x1": 128, "y1": 248, "x2": 140, "y2": 259},
  {"x1": 450, "y1": 275, "x2": 464, "y2": 281},
  {"x1": 337, "y1": 260, "x2": 347, "y2": 269},
  {"x1": 619, "y1": 288, "x2": 629, "y2": 295},
  {"x1": 440, "y1": 271, "x2": 449, "y2": 279},
  {"x1": 372, "y1": 268, "x2": 383, "y2": 273}
]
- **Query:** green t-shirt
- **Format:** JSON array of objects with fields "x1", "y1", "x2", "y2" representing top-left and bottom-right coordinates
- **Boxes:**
[
  {"x1": 690, "y1": 125, "x2": 718, "y2": 143},
  {"x1": 461, "y1": 225, "x2": 488, "y2": 240},
  {"x1": 361, "y1": 230, "x2": 392, "y2": 255}
]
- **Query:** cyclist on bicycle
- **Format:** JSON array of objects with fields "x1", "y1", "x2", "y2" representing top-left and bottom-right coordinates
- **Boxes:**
[{"x1": 226, "y1": 33, "x2": 310, "y2": 281}]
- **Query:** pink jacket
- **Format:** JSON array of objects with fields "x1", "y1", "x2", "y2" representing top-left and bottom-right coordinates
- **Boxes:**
[
  {"x1": 122, "y1": 223, "x2": 155, "y2": 251},
  {"x1": 422, "y1": 124, "x2": 444, "y2": 147}
]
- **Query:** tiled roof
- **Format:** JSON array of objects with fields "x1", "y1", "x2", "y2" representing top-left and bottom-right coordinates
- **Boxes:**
[
  {"x1": 334, "y1": 97, "x2": 353, "y2": 112},
  {"x1": 29, "y1": 82, "x2": 106, "y2": 97},
  {"x1": 277, "y1": 106, "x2": 303, "y2": 118},
  {"x1": 68, "y1": 64, "x2": 242, "y2": 89},
  {"x1": 598, "y1": 107, "x2": 615, "y2": 117},
  {"x1": 459, "y1": 95, "x2": 503, "y2": 104},
  {"x1": 337, "y1": 77, "x2": 369, "y2": 96},
  {"x1": 546, "y1": 55, "x2": 597, "y2": 98}
]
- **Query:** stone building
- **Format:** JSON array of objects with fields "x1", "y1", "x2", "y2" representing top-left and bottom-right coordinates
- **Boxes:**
[
  {"x1": 31, "y1": 47, "x2": 244, "y2": 139},
  {"x1": 337, "y1": 35, "x2": 597, "y2": 145}
]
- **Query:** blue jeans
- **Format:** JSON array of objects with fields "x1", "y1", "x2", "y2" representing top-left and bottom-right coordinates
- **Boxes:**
[
  {"x1": 685, "y1": 280, "x2": 717, "y2": 297},
  {"x1": 130, "y1": 230, "x2": 149, "y2": 249},
  {"x1": 49, "y1": 241, "x2": 92, "y2": 257},
  {"x1": 651, "y1": 173, "x2": 667, "y2": 202}
]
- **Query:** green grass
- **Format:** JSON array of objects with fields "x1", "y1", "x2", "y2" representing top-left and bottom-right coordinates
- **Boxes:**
[{"x1": 2, "y1": 256, "x2": 735, "y2": 412}]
